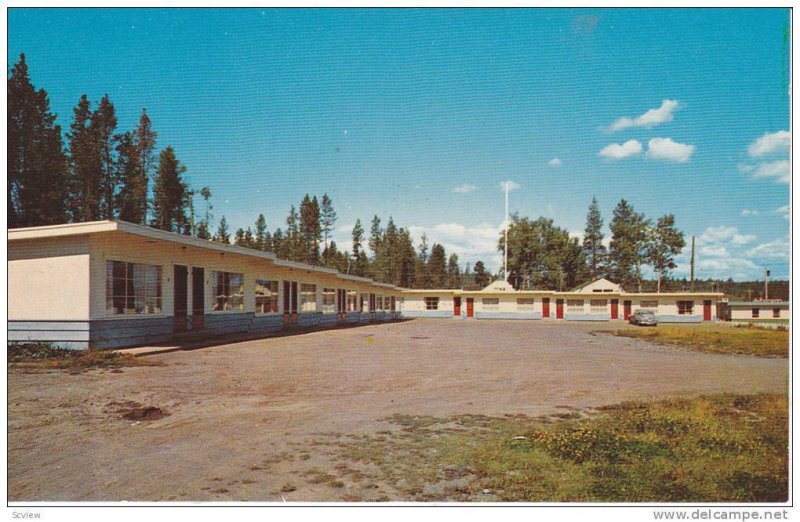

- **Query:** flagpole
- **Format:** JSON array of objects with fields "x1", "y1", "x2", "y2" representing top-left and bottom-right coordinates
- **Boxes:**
[{"x1": 504, "y1": 182, "x2": 509, "y2": 281}]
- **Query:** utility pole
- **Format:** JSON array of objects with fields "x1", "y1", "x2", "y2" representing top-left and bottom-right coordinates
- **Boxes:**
[
  {"x1": 765, "y1": 269, "x2": 770, "y2": 300},
  {"x1": 690, "y1": 236, "x2": 695, "y2": 292}
]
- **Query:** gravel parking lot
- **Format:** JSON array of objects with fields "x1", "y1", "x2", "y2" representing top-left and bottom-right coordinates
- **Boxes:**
[{"x1": 8, "y1": 318, "x2": 787, "y2": 502}]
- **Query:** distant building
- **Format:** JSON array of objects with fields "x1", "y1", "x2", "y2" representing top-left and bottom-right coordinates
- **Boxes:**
[
  {"x1": 719, "y1": 301, "x2": 790, "y2": 322},
  {"x1": 10, "y1": 221, "x2": 727, "y2": 350}
]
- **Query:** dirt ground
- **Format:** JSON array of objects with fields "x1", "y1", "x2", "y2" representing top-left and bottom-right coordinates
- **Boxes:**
[{"x1": 8, "y1": 319, "x2": 788, "y2": 502}]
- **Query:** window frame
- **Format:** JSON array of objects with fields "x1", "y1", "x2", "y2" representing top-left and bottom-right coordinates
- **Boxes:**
[
  {"x1": 300, "y1": 283, "x2": 318, "y2": 313},
  {"x1": 212, "y1": 271, "x2": 245, "y2": 312},
  {"x1": 322, "y1": 287, "x2": 336, "y2": 314},
  {"x1": 516, "y1": 298, "x2": 535, "y2": 312},
  {"x1": 773, "y1": 308, "x2": 781, "y2": 319},
  {"x1": 105, "y1": 260, "x2": 163, "y2": 316},
  {"x1": 589, "y1": 299, "x2": 608, "y2": 313},
  {"x1": 254, "y1": 279, "x2": 280, "y2": 315},
  {"x1": 677, "y1": 300, "x2": 694, "y2": 315},
  {"x1": 566, "y1": 299, "x2": 584, "y2": 313},
  {"x1": 482, "y1": 298, "x2": 500, "y2": 311},
  {"x1": 752, "y1": 308, "x2": 760, "y2": 318},
  {"x1": 424, "y1": 297, "x2": 439, "y2": 310}
]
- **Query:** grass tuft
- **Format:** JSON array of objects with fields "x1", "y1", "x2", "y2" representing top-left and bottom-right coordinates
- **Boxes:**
[{"x1": 8, "y1": 343, "x2": 163, "y2": 370}]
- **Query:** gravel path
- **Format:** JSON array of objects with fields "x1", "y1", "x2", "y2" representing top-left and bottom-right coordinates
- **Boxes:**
[{"x1": 8, "y1": 319, "x2": 787, "y2": 502}]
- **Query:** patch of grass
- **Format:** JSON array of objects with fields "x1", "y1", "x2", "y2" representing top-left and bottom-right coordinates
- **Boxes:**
[
  {"x1": 8, "y1": 343, "x2": 164, "y2": 370},
  {"x1": 333, "y1": 394, "x2": 787, "y2": 502},
  {"x1": 600, "y1": 325, "x2": 788, "y2": 357},
  {"x1": 280, "y1": 483, "x2": 296, "y2": 493}
]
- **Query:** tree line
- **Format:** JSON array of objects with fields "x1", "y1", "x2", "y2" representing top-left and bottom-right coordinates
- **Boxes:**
[
  {"x1": 10, "y1": 53, "x2": 687, "y2": 292},
  {"x1": 212, "y1": 193, "x2": 494, "y2": 290},
  {"x1": 8, "y1": 53, "x2": 194, "y2": 232},
  {"x1": 503, "y1": 197, "x2": 686, "y2": 293}
]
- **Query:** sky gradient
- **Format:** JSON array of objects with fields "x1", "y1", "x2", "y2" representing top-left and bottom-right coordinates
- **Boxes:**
[{"x1": 7, "y1": 8, "x2": 791, "y2": 280}]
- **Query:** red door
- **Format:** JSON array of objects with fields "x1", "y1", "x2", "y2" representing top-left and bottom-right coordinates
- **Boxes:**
[
  {"x1": 556, "y1": 299, "x2": 564, "y2": 319},
  {"x1": 623, "y1": 300, "x2": 632, "y2": 320},
  {"x1": 453, "y1": 297, "x2": 461, "y2": 316},
  {"x1": 703, "y1": 300, "x2": 712, "y2": 321},
  {"x1": 542, "y1": 298, "x2": 550, "y2": 318},
  {"x1": 610, "y1": 299, "x2": 619, "y2": 320},
  {"x1": 466, "y1": 298, "x2": 474, "y2": 318}
]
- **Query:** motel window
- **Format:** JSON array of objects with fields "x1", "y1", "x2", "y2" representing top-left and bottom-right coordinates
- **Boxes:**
[
  {"x1": 255, "y1": 279, "x2": 279, "y2": 314},
  {"x1": 424, "y1": 297, "x2": 439, "y2": 310},
  {"x1": 773, "y1": 308, "x2": 781, "y2": 319},
  {"x1": 752, "y1": 308, "x2": 760, "y2": 319},
  {"x1": 300, "y1": 284, "x2": 318, "y2": 312},
  {"x1": 482, "y1": 298, "x2": 499, "y2": 311},
  {"x1": 590, "y1": 299, "x2": 607, "y2": 313},
  {"x1": 516, "y1": 298, "x2": 535, "y2": 312},
  {"x1": 322, "y1": 288, "x2": 336, "y2": 314},
  {"x1": 347, "y1": 290, "x2": 358, "y2": 312},
  {"x1": 376, "y1": 295, "x2": 384, "y2": 311},
  {"x1": 566, "y1": 299, "x2": 584, "y2": 313},
  {"x1": 639, "y1": 301, "x2": 658, "y2": 309},
  {"x1": 677, "y1": 301, "x2": 694, "y2": 315},
  {"x1": 106, "y1": 260, "x2": 162, "y2": 315},
  {"x1": 212, "y1": 271, "x2": 244, "y2": 311}
]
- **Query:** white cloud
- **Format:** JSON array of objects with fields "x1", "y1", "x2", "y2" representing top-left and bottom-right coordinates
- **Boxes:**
[
  {"x1": 609, "y1": 99, "x2": 681, "y2": 132},
  {"x1": 752, "y1": 160, "x2": 790, "y2": 184},
  {"x1": 746, "y1": 237, "x2": 790, "y2": 260},
  {"x1": 453, "y1": 183, "x2": 477, "y2": 194},
  {"x1": 698, "y1": 225, "x2": 756, "y2": 247},
  {"x1": 737, "y1": 163, "x2": 755, "y2": 173},
  {"x1": 599, "y1": 140, "x2": 642, "y2": 160},
  {"x1": 499, "y1": 180, "x2": 520, "y2": 191},
  {"x1": 774, "y1": 205, "x2": 790, "y2": 220},
  {"x1": 408, "y1": 222, "x2": 504, "y2": 271},
  {"x1": 748, "y1": 130, "x2": 790, "y2": 157},
  {"x1": 646, "y1": 137, "x2": 695, "y2": 163},
  {"x1": 548, "y1": 157, "x2": 562, "y2": 167},
  {"x1": 699, "y1": 245, "x2": 730, "y2": 258},
  {"x1": 740, "y1": 209, "x2": 760, "y2": 217}
]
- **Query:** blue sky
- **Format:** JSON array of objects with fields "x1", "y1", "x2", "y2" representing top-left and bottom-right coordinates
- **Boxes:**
[{"x1": 8, "y1": 8, "x2": 791, "y2": 280}]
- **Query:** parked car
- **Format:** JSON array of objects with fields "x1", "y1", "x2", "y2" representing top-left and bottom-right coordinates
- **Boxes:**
[{"x1": 629, "y1": 310, "x2": 658, "y2": 326}]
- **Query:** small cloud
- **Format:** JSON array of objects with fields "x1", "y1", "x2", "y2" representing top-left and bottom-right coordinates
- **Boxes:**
[
  {"x1": 746, "y1": 237, "x2": 790, "y2": 260},
  {"x1": 752, "y1": 160, "x2": 790, "y2": 184},
  {"x1": 699, "y1": 245, "x2": 730, "y2": 258},
  {"x1": 608, "y1": 99, "x2": 681, "y2": 132},
  {"x1": 548, "y1": 157, "x2": 562, "y2": 167},
  {"x1": 646, "y1": 137, "x2": 695, "y2": 163},
  {"x1": 453, "y1": 183, "x2": 477, "y2": 194},
  {"x1": 698, "y1": 225, "x2": 756, "y2": 247},
  {"x1": 740, "y1": 209, "x2": 760, "y2": 217},
  {"x1": 599, "y1": 140, "x2": 642, "y2": 160},
  {"x1": 748, "y1": 130, "x2": 790, "y2": 157},
  {"x1": 499, "y1": 180, "x2": 520, "y2": 191},
  {"x1": 774, "y1": 205, "x2": 790, "y2": 220},
  {"x1": 737, "y1": 163, "x2": 755, "y2": 174}
]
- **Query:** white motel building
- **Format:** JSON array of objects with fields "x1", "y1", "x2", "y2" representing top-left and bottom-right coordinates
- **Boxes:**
[{"x1": 9, "y1": 220, "x2": 727, "y2": 350}]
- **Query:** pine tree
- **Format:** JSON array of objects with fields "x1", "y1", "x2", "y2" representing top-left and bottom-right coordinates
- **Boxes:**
[
  {"x1": 351, "y1": 219, "x2": 368, "y2": 276},
  {"x1": 196, "y1": 186, "x2": 213, "y2": 238},
  {"x1": 286, "y1": 205, "x2": 301, "y2": 261},
  {"x1": 215, "y1": 215, "x2": 231, "y2": 244},
  {"x1": 427, "y1": 243, "x2": 448, "y2": 288},
  {"x1": 447, "y1": 253, "x2": 462, "y2": 289},
  {"x1": 7, "y1": 53, "x2": 68, "y2": 227},
  {"x1": 298, "y1": 195, "x2": 320, "y2": 264},
  {"x1": 254, "y1": 214, "x2": 268, "y2": 251},
  {"x1": 473, "y1": 260, "x2": 490, "y2": 288},
  {"x1": 583, "y1": 197, "x2": 607, "y2": 280},
  {"x1": 415, "y1": 233, "x2": 430, "y2": 288},
  {"x1": 320, "y1": 193, "x2": 337, "y2": 251},
  {"x1": 608, "y1": 199, "x2": 650, "y2": 291},
  {"x1": 272, "y1": 228, "x2": 288, "y2": 258},
  {"x1": 91, "y1": 94, "x2": 119, "y2": 219},
  {"x1": 368, "y1": 215, "x2": 383, "y2": 257},
  {"x1": 66, "y1": 95, "x2": 98, "y2": 221},
  {"x1": 646, "y1": 214, "x2": 686, "y2": 293},
  {"x1": 115, "y1": 131, "x2": 145, "y2": 223},
  {"x1": 134, "y1": 108, "x2": 157, "y2": 224},
  {"x1": 151, "y1": 146, "x2": 189, "y2": 232}
]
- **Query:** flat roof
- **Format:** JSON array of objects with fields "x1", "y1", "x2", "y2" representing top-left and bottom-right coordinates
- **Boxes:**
[
  {"x1": 9, "y1": 220, "x2": 405, "y2": 292},
  {"x1": 727, "y1": 301, "x2": 790, "y2": 307}
]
